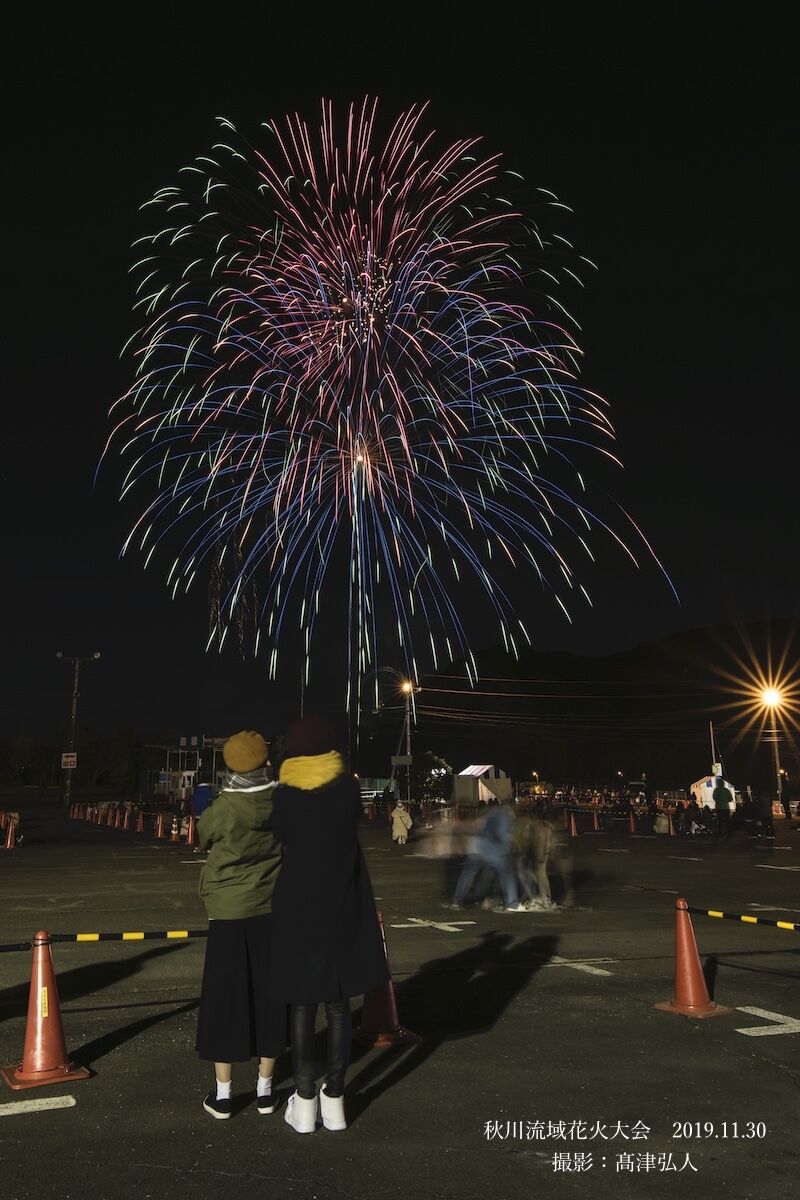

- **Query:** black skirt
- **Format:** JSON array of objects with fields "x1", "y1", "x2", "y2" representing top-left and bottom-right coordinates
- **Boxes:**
[{"x1": 196, "y1": 914, "x2": 287, "y2": 1062}]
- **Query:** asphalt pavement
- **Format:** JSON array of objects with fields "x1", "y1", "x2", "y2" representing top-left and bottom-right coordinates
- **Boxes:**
[{"x1": 1, "y1": 798, "x2": 799, "y2": 1200}]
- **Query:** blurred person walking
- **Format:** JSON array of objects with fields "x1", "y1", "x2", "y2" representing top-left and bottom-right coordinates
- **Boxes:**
[
  {"x1": 270, "y1": 716, "x2": 388, "y2": 1134},
  {"x1": 512, "y1": 811, "x2": 572, "y2": 909},
  {"x1": 451, "y1": 799, "x2": 526, "y2": 912},
  {"x1": 196, "y1": 731, "x2": 285, "y2": 1120}
]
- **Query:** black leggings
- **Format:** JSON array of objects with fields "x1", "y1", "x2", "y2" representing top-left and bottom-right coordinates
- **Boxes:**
[{"x1": 290, "y1": 999, "x2": 351, "y2": 1100}]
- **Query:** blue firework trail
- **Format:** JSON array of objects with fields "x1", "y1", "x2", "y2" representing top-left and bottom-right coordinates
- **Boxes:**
[{"x1": 104, "y1": 98, "x2": 674, "y2": 713}]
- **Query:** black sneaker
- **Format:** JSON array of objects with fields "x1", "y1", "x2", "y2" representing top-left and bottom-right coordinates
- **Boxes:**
[
  {"x1": 203, "y1": 1091, "x2": 232, "y2": 1120},
  {"x1": 256, "y1": 1092, "x2": 278, "y2": 1115}
]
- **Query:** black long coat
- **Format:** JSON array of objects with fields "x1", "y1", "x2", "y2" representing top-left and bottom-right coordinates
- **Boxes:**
[{"x1": 269, "y1": 775, "x2": 389, "y2": 1003}]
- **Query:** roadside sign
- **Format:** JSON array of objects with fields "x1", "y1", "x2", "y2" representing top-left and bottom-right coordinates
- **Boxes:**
[
  {"x1": 391, "y1": 755, "x2": 413, "y2": 766},
  {"x1": 61, "y1": 752, "x2": 78, "y2": 769}
]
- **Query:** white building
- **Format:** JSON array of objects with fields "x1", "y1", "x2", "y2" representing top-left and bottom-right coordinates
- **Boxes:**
[
  {"x1": 690, "y1": 775, "x2": 738, "y2": 810},
  {"x1": 453, "y1": 764, "x2": 513, "y2": 807}
]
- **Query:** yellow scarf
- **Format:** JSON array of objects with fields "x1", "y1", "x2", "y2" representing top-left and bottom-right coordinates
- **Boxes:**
[{"x1": 279, "y1": 751, "x2": 345, "y2": 791}]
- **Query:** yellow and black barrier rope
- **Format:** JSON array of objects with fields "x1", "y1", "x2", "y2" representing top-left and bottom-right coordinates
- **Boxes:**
[
  {"x1": 686, "y1": 906, "x2": 800, "y2": 933},
  {"x1": 0, "y1": 929, "x2": 209, "y2": 954}
]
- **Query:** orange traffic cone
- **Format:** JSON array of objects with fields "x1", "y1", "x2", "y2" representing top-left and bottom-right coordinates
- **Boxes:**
[
  {"x1": 592, "y1": 809, "x2": 601, "y2": 832},
  {"x1": 154, "y1": 813, "x2": 164, "y2": 838},
  {"x1": 122, "y1": 808, "x2": 130, "y2": 831},
  {"x1": 1, "y1": 931, "x2": 91, "y2": 1090},
  {"x1": 185, "y1": 816, "x2": 196, "y2": 847},
  {"x1": 3, "y1": 818, "x2": 17, "y2": 850},
  {"x1": 569, "y1": 811, "x2": 579, "y2": 838},
  {"x1": 655, "y1": 899, "x2": 732, "y2": 1019},
  {"x1": 169, "y1": 815, "x2": 180, "y2": 843},
  {"x1": 135, "y1": 809, "x2": 144, "y2": 834},
  {"x1": 354, "y1": 913, "x2": 420, "y2": 1048}
]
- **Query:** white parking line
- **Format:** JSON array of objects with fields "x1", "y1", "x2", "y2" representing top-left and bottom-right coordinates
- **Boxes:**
[
  {"x1": 755, "y1": 865, "x2": 800, "y2": 872},
  {"x1": 735, "y1": 1007, "x2": 800, "y2": 1037},
  {"x1": 669, "y1": 856, "x2": 703, "y2": 862},
  {"x1": 748, "y1": 904, "x2": 800, "y2": 914},
  {"x1": 546, "y1": 955, "x2": 616, "y2": 977},
  {"x1": 0, "y1": 1095, "x2": 77, "y2": 1117},
  {"x1": 390, "y1": 917, "x2": 477, "y2": 933},
  {"x1": 598, "y1": 849, "x2": 630, "y2": 854}
]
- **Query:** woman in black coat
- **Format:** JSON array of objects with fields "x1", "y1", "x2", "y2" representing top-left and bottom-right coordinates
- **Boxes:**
[{"x1": 270, "y1": 715, "x2": 388, "y2": 1134}]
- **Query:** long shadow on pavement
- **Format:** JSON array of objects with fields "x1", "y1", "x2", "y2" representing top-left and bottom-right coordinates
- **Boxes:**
[
  {"x1": 71, "y1": 998, "x2": 199, "y2": 1069},
  {"x1": 345, "y1": 931, "x2": 559, "y2": 1124},
  {"x1": 0, "y1": 943, "x2": 190, "y2": 1025}
]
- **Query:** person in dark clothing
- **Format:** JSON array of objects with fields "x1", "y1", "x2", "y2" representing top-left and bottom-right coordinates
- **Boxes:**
[
  {"x1": 780, "y1": 780, "x2": 792, "y2": 823},
  {"x1": 270, "y1": 715, "x2": 388, "y2": 1135},
  {"x1": 684, "y1": 798, "x2": 703, "y2": 836},
  {"x1": 758, "y1": 789, "x2": 775, "y2": 839},
  {"x1": 712, "y1": 778, "x2": 733, "y2": 836}
]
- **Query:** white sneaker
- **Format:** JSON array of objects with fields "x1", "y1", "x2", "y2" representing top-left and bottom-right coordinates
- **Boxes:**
[
  {"x1": 284, "y1": 1091, "x2": 318, "y2": 1134},
  {"x1": 320, "y1": 1086, "x2": 347, "y2": 1131}
]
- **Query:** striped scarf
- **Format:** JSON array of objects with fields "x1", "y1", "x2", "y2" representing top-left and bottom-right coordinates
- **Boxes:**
[{"x1": 224, "y1": 767, "x2": 275, "y2": 794}]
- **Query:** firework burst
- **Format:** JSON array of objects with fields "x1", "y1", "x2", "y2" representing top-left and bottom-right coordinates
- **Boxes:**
[{"x1": 105, "y1": 98, "x2": 669, "y2": 710}]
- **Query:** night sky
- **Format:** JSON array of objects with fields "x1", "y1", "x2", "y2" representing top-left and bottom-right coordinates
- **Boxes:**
[{"x1": 6, "y1": 8, "x2": 797, "y2": 750}]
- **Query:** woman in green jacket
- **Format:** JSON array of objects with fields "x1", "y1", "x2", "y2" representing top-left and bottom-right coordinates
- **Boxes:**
[{"x1": 195, "y1": 730, "x2": 285, "y2": 1119}]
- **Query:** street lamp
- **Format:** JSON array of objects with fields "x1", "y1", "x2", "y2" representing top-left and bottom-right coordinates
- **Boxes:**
[
  {"x1": 760, "y1": 687, "x2": 784, "y2": 808},
  {"x1": 400, "y1": 679, "x2": 419, "y2": 808},
  {"x1": 56, "y1": 651, "x2": 100, "y2": 809}
]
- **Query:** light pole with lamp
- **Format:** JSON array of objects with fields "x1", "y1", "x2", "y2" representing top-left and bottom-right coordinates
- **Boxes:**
[
  {"x1": 57, "y1": 651, "x2": 101, "y2": 809},
  {"x1": 400, "y1": 679, "x2": 420, "y2": 808},
  {"x1": 761, "y1": 687, "x2": 785, "y2": 815}
]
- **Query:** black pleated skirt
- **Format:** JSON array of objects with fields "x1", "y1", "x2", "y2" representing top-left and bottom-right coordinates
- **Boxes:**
[{"x1": 196, "y1": 914, "x2": 287, "y2": 1062}]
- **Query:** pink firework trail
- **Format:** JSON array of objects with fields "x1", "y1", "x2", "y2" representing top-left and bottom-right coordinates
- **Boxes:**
[{"x1": 105, "y1": 98, "x2": 673, "y2": 711}]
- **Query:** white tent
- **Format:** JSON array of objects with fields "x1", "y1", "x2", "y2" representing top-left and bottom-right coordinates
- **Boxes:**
[
  {"x1": 453, "y1": 765, "x2": 513, "y2": 806},
  {"x1": 690, "y1": 776, "x2": 737, "y2": 810}
]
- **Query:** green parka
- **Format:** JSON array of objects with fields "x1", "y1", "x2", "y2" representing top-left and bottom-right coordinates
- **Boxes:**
[{"x1": 197, "y1": 784, "x2": 281, "y2": 919}]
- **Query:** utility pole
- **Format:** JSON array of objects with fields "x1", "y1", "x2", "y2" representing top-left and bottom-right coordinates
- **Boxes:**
[{"x1": 57, "y1": 651, "x2": 100, "y2": 809}]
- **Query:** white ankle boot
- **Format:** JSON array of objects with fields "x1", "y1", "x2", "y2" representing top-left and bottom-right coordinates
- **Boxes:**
[
  {"x1": 284, "y1": 1091, "x2": 318, "y2": 1134},
  {"x1": 320, "y1": 1086, "x2": 347, "y2": 1131}
]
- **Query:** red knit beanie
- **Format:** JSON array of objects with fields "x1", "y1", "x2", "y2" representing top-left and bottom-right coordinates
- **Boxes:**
[{"x1": 285, "y1": 715, "x2": 337, "y2": 758}]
